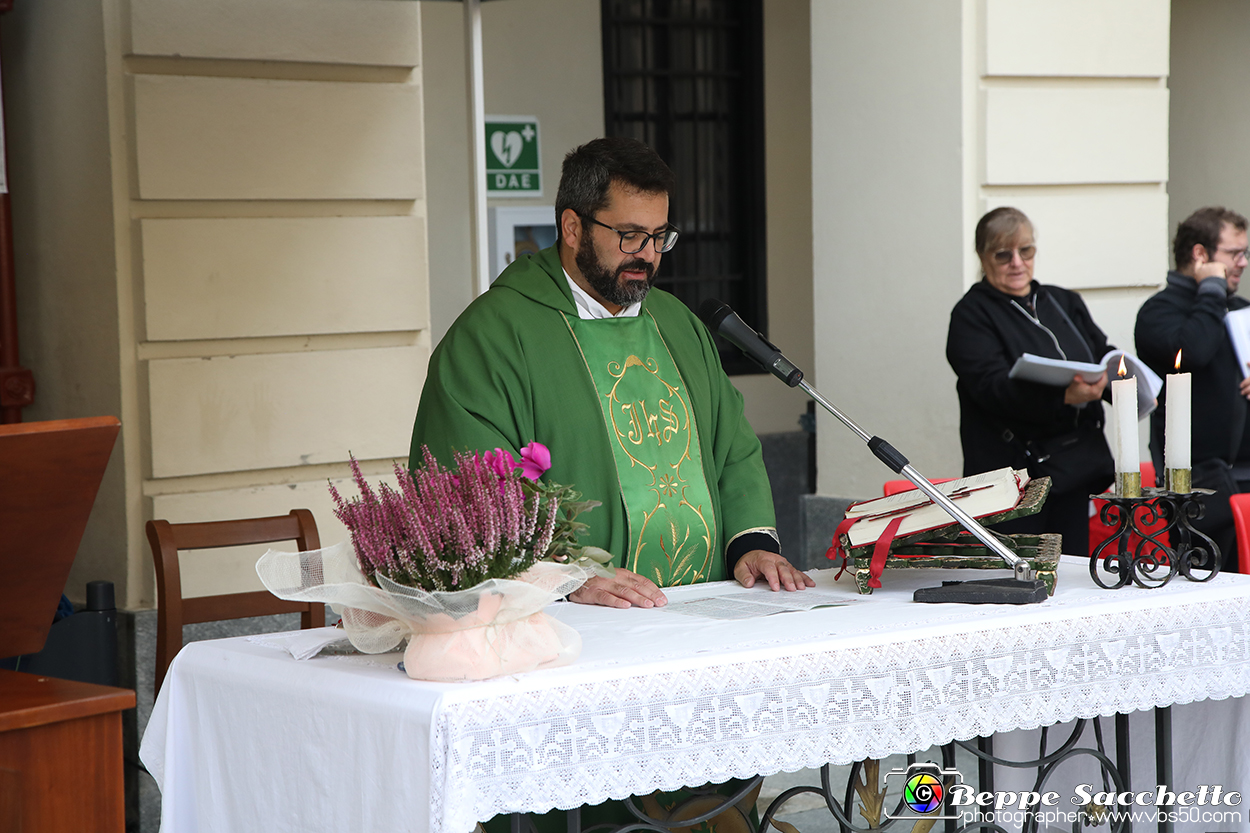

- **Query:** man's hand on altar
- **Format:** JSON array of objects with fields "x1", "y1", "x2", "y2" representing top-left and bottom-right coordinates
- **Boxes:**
[
  {"x1": 568, "y1": 567, "x2": 668, "y2": 609},
  {"x1": 734, "y1": 550, "x2": 815, "y2": 592}
]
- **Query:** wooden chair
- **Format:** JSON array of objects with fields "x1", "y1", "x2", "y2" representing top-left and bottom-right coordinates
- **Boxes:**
[{"x1": 147, "y1": 510, "x2": 324, "y2": 696}]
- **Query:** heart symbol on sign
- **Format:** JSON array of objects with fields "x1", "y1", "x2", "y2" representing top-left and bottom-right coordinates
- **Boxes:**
[{"x1": 489, "y1": 131, "x2": 524, "y2": 168}]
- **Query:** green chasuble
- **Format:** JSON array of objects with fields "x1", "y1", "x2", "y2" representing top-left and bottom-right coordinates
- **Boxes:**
[
  {"x1": 410, "y1": 245, "x2": 775, "y2": 583},
  {"x1": 564, "y1": 312, "x2": 724, "y2": 585}
]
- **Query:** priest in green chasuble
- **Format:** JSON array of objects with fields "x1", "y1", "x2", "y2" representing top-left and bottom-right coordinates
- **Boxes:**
[{"x1": 411, "y1": 137, "x2": 812, "y2": 608}]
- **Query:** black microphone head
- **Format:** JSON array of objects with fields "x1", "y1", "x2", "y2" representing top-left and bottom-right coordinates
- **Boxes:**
[{"x1": 699, "y1": 298, "x2": 733, "y2": 332}]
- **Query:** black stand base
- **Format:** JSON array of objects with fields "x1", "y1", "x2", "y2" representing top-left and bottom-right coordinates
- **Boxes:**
[{"x1": 914, "y1": 577, "x2": 1050, "y2": 604}]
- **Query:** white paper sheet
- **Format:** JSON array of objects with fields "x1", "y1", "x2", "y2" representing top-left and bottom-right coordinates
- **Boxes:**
[{"x1": 662, "y1": 587, "x2": 864, "y2": 619}]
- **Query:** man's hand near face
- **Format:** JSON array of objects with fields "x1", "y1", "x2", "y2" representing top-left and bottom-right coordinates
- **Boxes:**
[{"x1": 1193, "y1": 251, "x2": 1228, "y2": 282}]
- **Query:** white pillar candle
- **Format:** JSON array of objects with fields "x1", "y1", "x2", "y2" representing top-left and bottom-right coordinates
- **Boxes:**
[
  {"x1": 1164, "y1": 372, "x2": 1192, "y2": 470},
  {"x1": 1112, "y1": 374, "x2": 1139, "y2": 496}
]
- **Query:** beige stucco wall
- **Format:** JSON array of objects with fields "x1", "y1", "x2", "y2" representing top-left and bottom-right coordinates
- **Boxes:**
[
  {"x1": 811, "y1": 0, "x2": 1171, "y2": 499},
  {"x1": 734, "y1": 0, "x2": 815, "y2": 436},
  {"x1": 810, "y1": 0, "x2": 967, "y2": 498},
  {"x1": 1169, "y1": 0, "x2": 1250, "y2": 286},
  {"x1": 5, "y1": 0, "x2": 431, "y2": 608},
  {"x1": 420, "y1": 0, "x2": 605, "y2": 345}
]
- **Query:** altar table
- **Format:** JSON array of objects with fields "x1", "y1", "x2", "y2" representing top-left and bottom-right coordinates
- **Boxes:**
[{"x1": 140, "y1": 558, "x2": 1250, "y2": 833}]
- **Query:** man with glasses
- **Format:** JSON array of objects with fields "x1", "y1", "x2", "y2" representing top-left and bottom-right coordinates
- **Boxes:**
[
  {"x1": 411, "y1": 137, "x2": 812, "y2": 606},
  {"x1": 1135, "y1": 206, "x2": 1250, "y2": 568}
]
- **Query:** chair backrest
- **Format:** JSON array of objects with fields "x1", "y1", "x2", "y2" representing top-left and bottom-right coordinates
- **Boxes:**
[
  {"x1": 146, "y1": 510, "x2": 324, "y2": 696},
  {"x1": 1230, "y1": 494, "x2": 1250, "y2": 574}
]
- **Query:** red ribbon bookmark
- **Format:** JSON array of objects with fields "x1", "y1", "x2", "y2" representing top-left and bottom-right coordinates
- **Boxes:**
[{"x1": 826, "y1": 514, "x2": 905, "y2": 586}]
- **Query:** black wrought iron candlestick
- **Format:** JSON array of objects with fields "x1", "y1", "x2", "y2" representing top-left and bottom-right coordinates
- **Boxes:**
[{"x1": 1089, "y1": 488, "x2": 1221, "y2": 589}]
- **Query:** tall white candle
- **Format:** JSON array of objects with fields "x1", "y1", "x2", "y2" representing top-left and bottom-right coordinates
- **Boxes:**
[
  {"x1": 1164, "y1": 372, "x2": 1192, "y2": 470},
  {"x1": 1112, "y1": 374, "x2": 1139, "y2": 492}
]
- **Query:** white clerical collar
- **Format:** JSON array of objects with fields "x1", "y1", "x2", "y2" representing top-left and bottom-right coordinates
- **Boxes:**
[{"x1": 564, "y1": 269, "x2": 642, "y2": 320}]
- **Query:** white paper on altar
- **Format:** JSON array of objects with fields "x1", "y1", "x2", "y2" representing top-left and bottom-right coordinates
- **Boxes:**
[
  {"x1": 662, "y1": 587, "x2": 864, "y2": 619},
  {"x1": 248, "y1": 626, "x2": 352, "y2": 660}
]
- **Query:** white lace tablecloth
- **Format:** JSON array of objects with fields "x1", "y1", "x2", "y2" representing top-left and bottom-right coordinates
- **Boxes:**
[{"x1": 140, "y1": 558, "x2": 1250, "y2": 833}]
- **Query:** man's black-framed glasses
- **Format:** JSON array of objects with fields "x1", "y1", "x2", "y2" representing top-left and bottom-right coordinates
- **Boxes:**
[{"x1": 580, "y1": 213, "x2": 680, "y2": 254}]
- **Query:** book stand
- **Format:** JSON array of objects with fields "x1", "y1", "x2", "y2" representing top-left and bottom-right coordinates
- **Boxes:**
[
  {"x1": 1088, "y1": 489, "x2": 1221, "y2": 589},
  {"x1": 844, "y1": 477, "x2": 1059, "y2": 598},
  {"x1": 854, "y1": 533, "x2": 1061, "y2": 597}
]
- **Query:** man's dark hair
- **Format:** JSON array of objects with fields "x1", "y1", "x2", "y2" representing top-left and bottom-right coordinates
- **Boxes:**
[
  {"x1": 1173, "y1": 206, "x2": 1249, "y2": 269},
  {"x1": 554, "y1": 137, "x2": 674, "y2": 238}
]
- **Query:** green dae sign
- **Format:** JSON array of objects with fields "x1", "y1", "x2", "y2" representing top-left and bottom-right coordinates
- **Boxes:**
[{"x1": 485, "y1": 116, "x2": 541, "y2": 196}]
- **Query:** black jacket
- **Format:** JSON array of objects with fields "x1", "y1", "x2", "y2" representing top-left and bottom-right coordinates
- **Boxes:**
[
  {"x1": 1134, "y1": 271, "x2": 1250, "y2": 468},
  {"x1": 946, "y1": 280, "x2": 1113, "y2": 483}
]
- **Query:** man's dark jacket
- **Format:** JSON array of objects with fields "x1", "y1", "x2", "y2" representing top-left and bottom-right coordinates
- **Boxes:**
[
  {"x1": 1135, "y1": 271, "x2": 1250, "y2": 470},
  {"x1": 946, "y1": 280, "x2": 1113, "y2": 488}
]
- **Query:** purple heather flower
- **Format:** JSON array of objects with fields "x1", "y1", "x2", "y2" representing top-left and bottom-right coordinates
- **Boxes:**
[{"x1": 329, "y1": 444, "x2": 577, "y2": 592}]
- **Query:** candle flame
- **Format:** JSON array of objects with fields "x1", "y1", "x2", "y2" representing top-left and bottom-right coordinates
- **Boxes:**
[
  {"x1": 1117, "y1": 355, "x2": 1127, "y2": 378},
  {"x1": 1175, "y1": 349, "x2": 1182, "y2": 371}
]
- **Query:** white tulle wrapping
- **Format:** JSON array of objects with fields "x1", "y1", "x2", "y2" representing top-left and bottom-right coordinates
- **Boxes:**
[{"x1": 255, "y1": 542, "x2": 591, "y2": 681}]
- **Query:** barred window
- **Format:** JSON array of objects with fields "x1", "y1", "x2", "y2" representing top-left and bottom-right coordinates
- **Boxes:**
[{"x1": 601, "y1": 0, "x2": 767, "y2": 374}]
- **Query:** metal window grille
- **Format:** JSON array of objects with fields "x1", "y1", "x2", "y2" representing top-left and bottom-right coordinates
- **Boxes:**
[{"x1": 601, "y1": 0, "x2": 767, "y2": 374}]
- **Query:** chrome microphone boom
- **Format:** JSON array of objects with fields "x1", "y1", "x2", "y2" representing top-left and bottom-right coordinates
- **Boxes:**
[{"x1": 699, "y1": 299, "x2": 1032, "y2": 580}]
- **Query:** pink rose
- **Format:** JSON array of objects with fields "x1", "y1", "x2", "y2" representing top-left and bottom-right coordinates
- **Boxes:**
[{"x1": 519, "y1": 442, "x2": 551, "y2": 481}]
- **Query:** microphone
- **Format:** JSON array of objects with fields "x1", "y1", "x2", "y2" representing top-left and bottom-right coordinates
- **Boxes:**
[{"x1": 699, "y1": 299, "x2": 803, "y2": 387}]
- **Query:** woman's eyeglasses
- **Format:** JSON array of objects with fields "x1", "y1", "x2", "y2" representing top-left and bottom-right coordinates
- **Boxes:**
[{"x1": 991, "y1": 245, "x2": 1037, "y2": 265}]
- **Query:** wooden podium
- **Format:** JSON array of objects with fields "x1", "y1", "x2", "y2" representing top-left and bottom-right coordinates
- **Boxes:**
[
  {"x1": 0, "y1": 417, "x2": 134, "y2": 832},
  {"x1": 0, "y1": 670, "x2": 135, "y2": 830}
]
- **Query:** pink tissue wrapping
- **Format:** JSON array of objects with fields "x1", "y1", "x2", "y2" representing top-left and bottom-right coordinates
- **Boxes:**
[
  {"x1": 256, "y1": 543, "x2": 588, "y2": 681},
  {"x1": 402, "y1": 603, "x2": 579, "y2": 682}
]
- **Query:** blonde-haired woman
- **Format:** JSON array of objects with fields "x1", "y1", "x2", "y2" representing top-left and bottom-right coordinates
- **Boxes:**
[{"x1": 945, "y1": 207, "x2": 1115, "y2": 555}]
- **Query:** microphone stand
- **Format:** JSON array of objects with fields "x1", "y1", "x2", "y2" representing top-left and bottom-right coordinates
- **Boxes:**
[{"x1": 702, "y1": 301, "x2": 1046, "y2": 603}]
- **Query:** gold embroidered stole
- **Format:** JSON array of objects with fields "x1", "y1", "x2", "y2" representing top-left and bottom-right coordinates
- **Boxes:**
[{"x1": 564, "y1": 312, "x2": 723, "y2": 585}]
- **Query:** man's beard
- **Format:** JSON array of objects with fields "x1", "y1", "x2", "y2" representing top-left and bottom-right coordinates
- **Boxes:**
[{"x1": 576, "y1": 233, "x2": 657, "y2": 307}]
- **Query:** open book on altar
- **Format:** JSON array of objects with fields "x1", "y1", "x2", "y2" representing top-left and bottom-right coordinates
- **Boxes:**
[
  {"x1": 1008, "y1": 350, "x2": 1160, "y2": 418},
  {"x1": 838, "y1": 468, "x2": 1040, "y2": 557}
]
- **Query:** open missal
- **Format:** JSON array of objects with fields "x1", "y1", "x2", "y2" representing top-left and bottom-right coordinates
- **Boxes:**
[
  {"x1": 1007, "y1": 350, "x2": 1160, "y2": 418},
  {"x1": 840, "y1": 467, "x2": 1030, "y2": 552}
]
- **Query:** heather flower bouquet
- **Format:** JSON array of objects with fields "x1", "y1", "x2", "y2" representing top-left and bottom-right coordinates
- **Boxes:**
[{"x1": 256, "y1": 443, "x2": 609, "y2": 682}]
